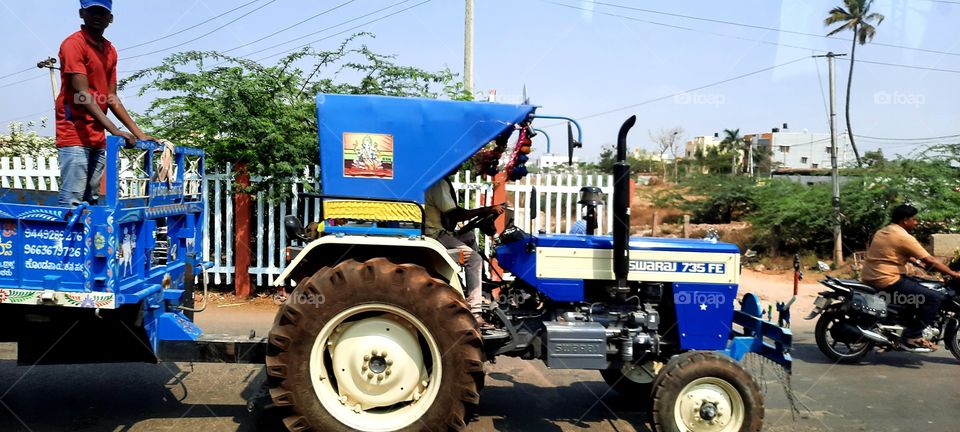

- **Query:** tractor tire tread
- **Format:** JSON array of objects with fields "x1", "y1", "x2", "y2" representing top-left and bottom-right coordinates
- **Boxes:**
[{"x1": 265, "y1": 258, "x2": 484, "y2": 432}]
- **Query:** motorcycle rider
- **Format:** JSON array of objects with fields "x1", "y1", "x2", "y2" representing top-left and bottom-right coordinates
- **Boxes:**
[{"x1": 861, "y1": 204, "x2": 960, "y2": 350}]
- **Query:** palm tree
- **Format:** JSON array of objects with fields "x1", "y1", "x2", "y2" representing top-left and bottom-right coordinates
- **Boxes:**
[
  {"x1": 719, "y1": 128, "x2": 744, "y2": 175},
  {"x1": 825, "y1": 0, "x2": 885, "y2": 168}
]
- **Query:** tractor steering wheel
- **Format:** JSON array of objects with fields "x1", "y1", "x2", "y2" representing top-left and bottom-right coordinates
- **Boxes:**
[{"x1": 455, "y1": 209, "x2": 502, "y2": 237}]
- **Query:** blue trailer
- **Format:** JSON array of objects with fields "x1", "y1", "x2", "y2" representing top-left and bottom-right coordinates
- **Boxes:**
[{"x1": 0, "y1": 140, "x2": 207, "y2": 364}]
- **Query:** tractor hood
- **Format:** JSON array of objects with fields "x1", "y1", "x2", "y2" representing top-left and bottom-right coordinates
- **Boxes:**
[{"x1": 317, "y1": 94, "x2": 536, "y2": 203}]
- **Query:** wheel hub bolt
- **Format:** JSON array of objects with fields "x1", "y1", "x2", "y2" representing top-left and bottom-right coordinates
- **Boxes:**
[
  {"x1": 699, "y1": 401, "x2": 719, "y2": 421},
  {"x1": 369, "y1": 356, "x2": 388, "y2": 374}
]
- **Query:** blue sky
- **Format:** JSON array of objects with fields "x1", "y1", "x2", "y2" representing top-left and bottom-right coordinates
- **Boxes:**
[{"x1": 1, "y1": 0, "x2": 958, "y2": 160}]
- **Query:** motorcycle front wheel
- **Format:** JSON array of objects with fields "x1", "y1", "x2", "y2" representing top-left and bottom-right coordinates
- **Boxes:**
[
  {"x1": 943, "y1": 319, "x2": 960, "y2": 362},
  {"x1": 814, "y1": 310, "x2": 874, "y2": 363}
]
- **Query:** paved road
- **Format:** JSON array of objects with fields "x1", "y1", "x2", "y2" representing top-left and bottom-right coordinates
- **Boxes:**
[{"x1": 1, "y1": 307, "x2": 958, "y2": 431}]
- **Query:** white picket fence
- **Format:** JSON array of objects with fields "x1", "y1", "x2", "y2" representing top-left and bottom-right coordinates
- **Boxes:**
[{"x1": 2, "y1": 156, "x2": 614, "y2": 287}]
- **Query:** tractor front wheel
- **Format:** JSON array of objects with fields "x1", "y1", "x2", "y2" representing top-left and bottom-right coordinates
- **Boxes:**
[
  {"x1": 266, "y1": 258, "x2": 484, "y2": 432},
  {"x1": 651, "y1": 351, "x2": 763, "y2": 432}
]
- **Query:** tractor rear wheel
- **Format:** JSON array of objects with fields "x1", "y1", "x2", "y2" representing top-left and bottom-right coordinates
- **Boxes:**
[
  {"x1": 266, "y1": 258, "x2": 484, "y2": 432},
  {"x1": 651, "y1": 351, "x2": 763, "y2": 432}
]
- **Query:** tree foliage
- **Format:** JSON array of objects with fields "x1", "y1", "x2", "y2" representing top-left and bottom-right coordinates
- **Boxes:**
[
  {"x1": 122, "y1": 34, "x2": 466, "y2": 198},
  {"x1": 824, "y1": 0, "x2": 885, "y2": 168},
  {"x1": 683, "y1": 176, "x2": 757, "y2": 223},
  {"x1": 683, "y1": 153, "x2": 960, "y2": 255},
  {"x1": 0, "y1": 119, "x2": 55, "y2": 157},
  {"x1": 596, "y1": 145, "x2": 659, "y2": 175}
]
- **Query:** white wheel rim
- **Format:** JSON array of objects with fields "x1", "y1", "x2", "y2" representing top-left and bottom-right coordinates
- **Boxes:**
[
  {"x1": 673, "y1": 377, "x2": 745, "y2": 432},
  {"x1": 309, "y1": 304, "x2": 443, "y2": 432}
]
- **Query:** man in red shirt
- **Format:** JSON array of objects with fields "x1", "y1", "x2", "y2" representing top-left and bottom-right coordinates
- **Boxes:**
[{"x1": 56, "y1": 0, "x2": 156, "y2": 206}]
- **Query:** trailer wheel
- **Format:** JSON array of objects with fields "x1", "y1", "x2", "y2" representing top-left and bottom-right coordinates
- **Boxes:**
[
  {"x1": 651, "y1": 351, "x2": 763, "y2": 432},
  {"x1": 266, "y1": 258, "x2": 484, "y2": 432}
]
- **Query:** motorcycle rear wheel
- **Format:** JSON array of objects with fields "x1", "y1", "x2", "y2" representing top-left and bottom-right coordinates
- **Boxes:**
[{"x1": 814, "y1": 310, "x2": 874, "y2": 363}]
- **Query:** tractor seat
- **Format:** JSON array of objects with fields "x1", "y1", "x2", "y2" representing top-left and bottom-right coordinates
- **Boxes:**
[{"x1": 832, "y1": 278, "x2": 878, "y2": 294}]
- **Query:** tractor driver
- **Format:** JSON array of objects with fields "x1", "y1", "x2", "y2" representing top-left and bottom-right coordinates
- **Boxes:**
[{"x1": 425, "y1": 171, "x2": 505, "y2": 328}]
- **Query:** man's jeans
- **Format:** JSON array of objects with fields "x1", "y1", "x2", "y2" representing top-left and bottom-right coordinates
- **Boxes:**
[
  {"x1": 438, "y1": 231, "x2": 483, "y2": 313},
  {"x1": 886, "y1": 276, "x2": 947, "y2": 339},
  {"x1": 58, "y1": 146, "x2": 106, "y2": 207}
]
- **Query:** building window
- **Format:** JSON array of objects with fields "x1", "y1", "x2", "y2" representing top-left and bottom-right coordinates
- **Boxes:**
[
  {"x1": 811, "y1": 163, "x2": 819, "y2": 169},
  {"x1": 779, "y1": 146, "x2": 789, "y2": 153},
  {"x1": 801, "y1": 157, "x2": 809, "y2": 164}
]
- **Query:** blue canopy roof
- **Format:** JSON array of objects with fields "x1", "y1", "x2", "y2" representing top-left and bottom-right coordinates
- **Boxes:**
[{"x1": 317, "y1": 94, "x2": 536, "y2": 203}]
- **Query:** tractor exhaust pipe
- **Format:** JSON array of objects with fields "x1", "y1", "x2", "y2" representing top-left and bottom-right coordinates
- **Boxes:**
[{"x1": 613, "y1": 116, "x2": 636, "y2": 291}]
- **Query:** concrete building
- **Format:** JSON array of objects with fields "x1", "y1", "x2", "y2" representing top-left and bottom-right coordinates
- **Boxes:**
[
  {"x1": 684, "y1": 134, "x2": 723, "y2": 159},
  {"x1": 536, "y1": 153, "x2": 580, "y2": 170},
  {"x1": 746, "y1": 126, "x2": 851, "y2": 172}
]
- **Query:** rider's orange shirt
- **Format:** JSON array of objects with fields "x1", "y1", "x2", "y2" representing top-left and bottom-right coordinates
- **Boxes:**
[{"x1": 861, "y1": 224, "x2": 931, "y2": 289}]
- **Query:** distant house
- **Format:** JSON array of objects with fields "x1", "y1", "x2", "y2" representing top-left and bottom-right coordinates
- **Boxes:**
[
  {"x1": 684, "y1": 134, "x2": 723, "y2": 159},
  {"x1": 536, "y1": 153, "x2": 580, "y2": 170},
  {"x1": 747, "y1": 127, "x2": 851, "y2": 172}
]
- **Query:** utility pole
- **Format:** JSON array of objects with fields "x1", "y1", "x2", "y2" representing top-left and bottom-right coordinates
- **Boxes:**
[
  {"x1": 464, "y1": 0, "x2": 474, "y2": 95},
  {"x1": 37, "y1": 57, "x2": 58, "y2": 102},
  {"x1": 814, "y1": 52, "x2": 847, "y2": 266}
]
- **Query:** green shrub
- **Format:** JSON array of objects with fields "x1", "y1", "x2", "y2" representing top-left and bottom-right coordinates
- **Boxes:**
[{"x1": 684, "y1": 176, "x2": 757, "y2": 224}]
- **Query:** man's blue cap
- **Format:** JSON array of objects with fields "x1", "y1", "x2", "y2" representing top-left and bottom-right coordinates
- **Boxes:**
[{"x1": 80, "y1": 0, "x2": 112, "y2": 12}]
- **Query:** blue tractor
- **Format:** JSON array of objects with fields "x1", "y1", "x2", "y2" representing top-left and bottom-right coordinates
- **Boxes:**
[{"x1": 272, "y1": 95, "x2": 793, "y2": 432}]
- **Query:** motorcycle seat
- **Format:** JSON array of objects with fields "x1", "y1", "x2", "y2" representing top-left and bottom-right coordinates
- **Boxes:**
[{"x1": 832, "y1": 278, "x2": 879, "y2": 294}]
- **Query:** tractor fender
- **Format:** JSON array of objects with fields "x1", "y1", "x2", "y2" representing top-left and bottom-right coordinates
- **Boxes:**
[{"x1": 272, "y1": 235, "x2": 465, "y2": 296}]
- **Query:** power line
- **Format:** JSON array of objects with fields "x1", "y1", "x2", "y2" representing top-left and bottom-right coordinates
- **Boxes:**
[
  {"x1": 559, "y1": 56, "x2": 809, "y2": 122},
  {"x1": 838, "y1": 57, "x2": 960, "y2": 74},
  {"x1": 0, "y1": 0, "x2": 264, "y2": 81},
  {"x1": 119, "y1": 0, "x2": 264, "y2": 52},
  {"x1": 121, "y1": 0, "x2": 280, "y2": 61},
  {"x1": 0, "y1": 109, "x2": 54, "y2": 126},
  {"x1": 0, "y1": 74, "x2": 45, "y2": 90},
  {"x1": 219, "y1": 0, "x2": 359, "y2": 55},
  {"x1": 576, "y1": 0, "x2": 960, "y2": 58},
  {"x1": 854, "y1": 133, "x2": 960, "y2": 141},
  {"x1": 546, "y1": 0, "x2": 960, "y2": 76},
  {"x1": 119, "y1": 0, "x2": 414, "y2": 74},
  {"x1": 238, "y1": 0, "x2": 419, "y2": 61},
  {"x1": 116, "y1": 0, "x2": 427, "y2": 100},
  {"x1": 253, "y1": 0, "x2": 432, "y2": 62},
  {"x1": 545, "y1": 1, "x2": 830, "y2": 54},
  {"x1": 0, "y1": 66, "x2": 35, "y2": 82}
]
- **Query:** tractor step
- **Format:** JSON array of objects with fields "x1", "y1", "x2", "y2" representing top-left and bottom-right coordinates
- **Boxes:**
[
  {"x1": 158, "y1": 333, "x2": 267, "y2": 364},
  {"x1": 481, "y1": 328, "x2": 510, "y2": 340}
]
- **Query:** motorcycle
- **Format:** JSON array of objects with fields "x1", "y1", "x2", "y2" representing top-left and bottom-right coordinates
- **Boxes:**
[{"x1": 805, "y1": 275, "x2": 960, "y2": 363}]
